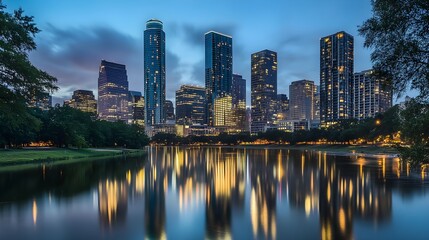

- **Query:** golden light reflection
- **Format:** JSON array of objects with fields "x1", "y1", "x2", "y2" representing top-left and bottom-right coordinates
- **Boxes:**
[
  {"x1": 32, "y1": 199, "x2": 37, "y2": 225},
  {"x1": 135, "y1": 168, "x2": 145, "y2": 193},
  {"x1": 339, "y1": 208, "x2": 346, "y2": 233}
]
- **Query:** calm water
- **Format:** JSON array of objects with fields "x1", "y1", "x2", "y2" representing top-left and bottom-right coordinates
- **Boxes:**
[{"x1": 0, "y1": 146, "x2": 428, "y2": 240}]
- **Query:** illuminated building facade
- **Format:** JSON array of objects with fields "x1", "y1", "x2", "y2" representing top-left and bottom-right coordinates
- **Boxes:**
[
  {"x1": 352, "y1": 70, "x2": 392, "y2": 119},
  {"x1": 289, "y1": 80, "x2": 316, "y2": 121},
  {"x1": 128, "y1": 91, "x2": 145, "y2": 126},
  {"x1": 205, "y1": 31, "x2": 233, "y2": 126},
  {"x1": 144, "y1": 19, "x2": 166, "y2": 126},
  {"x1": 175, "y1": 85, "x2": 205, "y2": 125},
  {"x1": 28, "y1": 94, "x2": 52, "y2": 111},
  {"x1": 232, "y1": 74, "x2": 246, "y2": 131},
  {"x1": 251, "y1": 49, "x2": 277, "y2": 133},
  {"x1": 214, "y1": 95, "x2": 233, "y2": 127},
  {"x1": 164, "y1": 100, "x2": 175, "y2": 123},
  {"x1": 320, "y1": 31, "x2": 354, "y2": 127},
  {"x1": 97, "y1": 60, "x2": 129, "y2": 122},
  {"x1": 64, "y1": 90, "x2": 97, "y2": 114}
]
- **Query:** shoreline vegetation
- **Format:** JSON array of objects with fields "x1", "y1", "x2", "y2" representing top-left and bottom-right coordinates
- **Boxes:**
[{"x1": 0, "y1": 148, "x2": 146, "y2": 171}]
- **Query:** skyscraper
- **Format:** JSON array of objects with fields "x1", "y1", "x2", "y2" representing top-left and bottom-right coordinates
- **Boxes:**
[
  {"x1": 251, "y1": 49, "x2": 277, "y2": 133},
  {"x1": 276, "y1": 94, "x2": 289, "y2": 121},
  {"x1": 175, "y1": 85, "x2": 205, "y2": 125},
  {"x1": 98, "y1": 60, "x2": 129, "y2": 122},
  {"x1": 289, "y1": 80, "x2": 316, "y2": 121},
  {"x1": 28, "y1": 94, "x2": 52, "y2": 111},
  {"x1": 320, "y1": 31, "x2": 354, "y2": 127},
  {"x1": 232, "y1": 74, "x2": 246, "y2": 131},
  {"x1": 164, "y1": 100, "x2": 175, "y2": 123},
  {"x1": 352, "y1": 70, "x2": 392, "y2": 119},
  {"x1": 144, "y1": 19, "x2": 166, "y2": 126},
  {"x1": 128, "y1": 91, "x2": 145, "y2": 126},
  {"x1": 64, "y1": 90, "x2": 97, "y2": 114},
  {"x1": 205, "y1": 31, "x2": 233, "y2": 126},
  {"x1": 214, "y1": 95, "x2": 233, "y2": 127}
]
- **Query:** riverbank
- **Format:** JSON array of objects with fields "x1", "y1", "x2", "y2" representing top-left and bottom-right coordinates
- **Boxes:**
[{"x1": 0, "y1": 148, "x2": 146, "y2": 171}]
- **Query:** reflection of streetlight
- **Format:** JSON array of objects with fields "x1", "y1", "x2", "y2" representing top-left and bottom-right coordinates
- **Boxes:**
[{"x1": 375, "y1": 119, "x2": 381, "y2": 125}]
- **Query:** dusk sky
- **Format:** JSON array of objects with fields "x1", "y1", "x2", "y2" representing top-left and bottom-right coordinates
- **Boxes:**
[{"x1": 5, "y1": 0, "x2": 412, "y2": 105}]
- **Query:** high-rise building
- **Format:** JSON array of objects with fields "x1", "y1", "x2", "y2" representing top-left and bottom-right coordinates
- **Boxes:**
[
  {"x1": 164, "y1": 100, "x2": 175, "y2": 123},
  {"x1": 205, "y1": 31, "x2": 233, "y2": 126},
  {"x1": 128, "y1": 91, "x2": 145, "y2": 126},
  {"x1": 276, "y1": 94, "x2": 289, "y2": 121},
  {"x1": 175, "y1": 85, "x2": 205, "y2": 125},
  {"x1": 144, "y1": 19, "x2": 166, "y2": 126},
  {"x1": 28, "y1": 94, "x2": 52, "y2": 111},
  {"x1": 352, "y1": 70, "x2": 392, "y2": 119},
  {"x1": 251, "y1": 49, "x2": 277, "y2": 133},
  {"x1": 214, "y1": 95, "x2": 233, "y2": 127},
  {"x1": 98, "y1": 60, "x2": 129, "y2": 122},
  {"x1": 289, "y1": 80, "x2": 316, "y2": 121},
  {"x1": 64, "y1": 90, "x2": 97, "y2": 114},
  {"x1": 320, "y1": 31, "x2": 354, "y2": 128},
  {"x1": 314, "y1": 86, "x2": 320, "y2": 121},
  {"x1": 232, "y1": 74, "x2": 246, "y2": 131}
]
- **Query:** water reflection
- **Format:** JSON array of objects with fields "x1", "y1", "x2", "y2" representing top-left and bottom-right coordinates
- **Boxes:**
[{"x1": 0, "y1": 147, "x2": 428, "y2": 239}]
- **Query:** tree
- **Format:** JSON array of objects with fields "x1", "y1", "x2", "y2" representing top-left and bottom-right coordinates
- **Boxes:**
[
  {"x1": 0, "y1": 2, "x2": 57, "y2": 147},
  {"x1": 359, "y1": 0, "x2": 429, "y2": 99}
]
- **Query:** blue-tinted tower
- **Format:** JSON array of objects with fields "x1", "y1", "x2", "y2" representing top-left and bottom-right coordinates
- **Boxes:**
[
  {"x1": 205, "y1": 31, "x2": 233, "y2": 126},
  {"x1": 144, "y1": 19, "x2": 166, "y2": 126}
]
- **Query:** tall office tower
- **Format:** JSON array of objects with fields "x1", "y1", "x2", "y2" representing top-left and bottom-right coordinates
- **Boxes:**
[
  {"x1": 144, "y1": 19, "x2": 166, "y2": 126},
  {"x1": 214, "y1": 95, "x2": 233, "y2": 127},
  {"x1": 251, "y1": 49, "x2": 277, "y2": 133},
  {"x1": 164, "y1": 100, "x2": 175, "y2": 122},
  {"x1": 98, "y1": 60, "x2": 129, "y2": 122},
  {"x1": 289, "y1": 80, "x2": 316, "y2": 121},
  {"x1": 175, "y1": 85, "x2": 205, "y2": 125},
  {"x1": 352, "y1": 70, "x2": 392, "y2": 119},
  {"x1": 128, "y1": 91, "x2": 145, "y2": 126},
  {"x1": 276, "y1": 94, "x2": 289, "y2": 121},
  {"x1": 205, "y1": 31, "x2": 233, "y2": 126},
  {"x1": 232, "y1": 74, "x2": 246, "y2": 131},
  {"x1": 64, "y1": 90, "x2": 97, "y2": 114},
  {"x1": 320, "y1": 31, "x2": 354, "y2": 127}
]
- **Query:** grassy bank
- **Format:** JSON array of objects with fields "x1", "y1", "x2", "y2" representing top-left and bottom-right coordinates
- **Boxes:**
[{"x1": 0, "y1": 148, "x2": 146, "y2": 171}]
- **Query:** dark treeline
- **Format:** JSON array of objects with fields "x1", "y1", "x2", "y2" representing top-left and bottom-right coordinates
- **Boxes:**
[
  {"x1": 0, "y1": 105, "x2": 149, "y2": 149},
  {"x1": 152, "y1": 104, "x2": 402, "y2": 145}
]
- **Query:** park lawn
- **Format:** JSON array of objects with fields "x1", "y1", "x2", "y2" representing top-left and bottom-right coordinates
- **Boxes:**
[{"x1": 0, "y1": 148, "x2": 124, "y2": 164}]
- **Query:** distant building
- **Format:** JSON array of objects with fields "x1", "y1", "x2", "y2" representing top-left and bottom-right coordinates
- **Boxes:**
[
  {"x1": 28, "y1": 94, "x2": 52, "y2": 111},
  {"x1": 176, "y1": 125, "x2": 217, "y2": 137},
  {"x1": 289, "y1": 80, "x2": 316, "y2": 121},
  {"x1": 251, "y1": 49, "x2": 277, "y2": 133},
  {"x1": 175, "y1": 85, "x2": 205, "y2": 125},
  {"x1": 320, "y1": 31, "x2": 354, "y2": 128},
  {"x1": 64, "y1": 90, "x2": 97, "y2": 114},
  {"x1": 205, "y1": 31, "x2": 233, "y2": 126},
  {"x1": 128, "y1": 91, "x2": 144, "y2": 126},
  {"x1": 352, "y1": 70, "x2": 392, "y2": 119},
  {"x1": 232, "y1": 74, "x2": 246, "y2": 132},
  {"x1": 164, "y1": 100, "x2": 175, "y2": 123},
  {"x1": 267, "y1": 119, "x2": 310, "y2": 132},
  {"x1": 144, "y1": 19, "x2": 166, "y2": 126},
  {"x1": 97, "y1": 60, "x2": 129, "y2": 122},
  {"x1": 214, "y1": 95, "x2": 233, "y2": 127},
  {"x1": 276, "y1": 94, "x2": 289, "y2": 121}
]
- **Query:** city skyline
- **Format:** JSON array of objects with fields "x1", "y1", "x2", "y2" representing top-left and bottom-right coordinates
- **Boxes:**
[{"x1": 5, "y1": 0, "x2": 415, "y2": 107}]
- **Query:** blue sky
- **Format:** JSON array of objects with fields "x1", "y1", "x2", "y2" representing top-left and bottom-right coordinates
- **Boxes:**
[{"x1": 5, "y1": 0, "x2": 410, "y2": 105}]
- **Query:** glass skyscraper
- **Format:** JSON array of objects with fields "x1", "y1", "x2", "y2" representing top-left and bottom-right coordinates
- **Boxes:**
[
  {"x1": 176, "y1": 85, "x2": 205, "y2": 125},
  {"x1": 128, "y1": 91, "x2": 145, "y2": 126},
  {"x1": 205, "y1": 31, "x2": 233, "y2": 126},
  {"x1": 251, "y1": 49, "x2": 277, "y2": 133},
  {"x1": 232, "y1": 74, "x2": 246, "y2": 131},
  {"x1": 320, "y1": 31, "x2": 354, "y2": 127},
  {"x1": 144, "y1": 19, "x2": 166, "y2": 126},
  {"x1": 163, "y1": 100, "x2": 175, "y2": 123},
  {"x1": 97, "y1": 60, "x2": 129, "y2": 122}
]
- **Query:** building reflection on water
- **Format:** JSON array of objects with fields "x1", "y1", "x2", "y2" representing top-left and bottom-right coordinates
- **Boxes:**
[{"x1": 93, "y1": 146, "x2": 407, "y2": 239}]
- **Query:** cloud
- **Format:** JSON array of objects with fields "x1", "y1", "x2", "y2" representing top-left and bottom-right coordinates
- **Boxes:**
[{"x1": 30, "y1": 24, "x2": 184, "y2": 104}]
